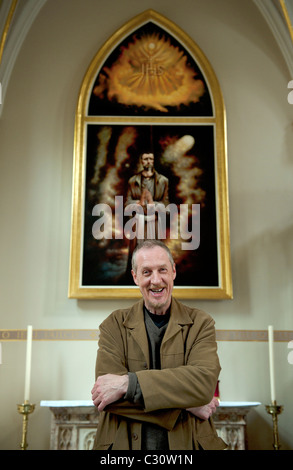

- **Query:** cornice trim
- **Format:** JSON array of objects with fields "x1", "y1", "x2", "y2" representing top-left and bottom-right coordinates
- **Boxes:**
[{"x1": 253, "y1": 0, "x2": 293, "y2": 76}]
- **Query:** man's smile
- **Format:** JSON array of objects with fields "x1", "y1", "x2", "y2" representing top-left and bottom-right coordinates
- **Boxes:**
[{"x1": 150, "y1": 287, "x2": 165, "y2": 294}]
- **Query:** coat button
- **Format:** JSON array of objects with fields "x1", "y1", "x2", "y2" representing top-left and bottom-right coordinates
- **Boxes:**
[
  {"x1": 132, "y1": 433, "x2": 138, "y2": 441},
  {"x1": 143, "y1": 362, "x2": 148, "y2": 369}
]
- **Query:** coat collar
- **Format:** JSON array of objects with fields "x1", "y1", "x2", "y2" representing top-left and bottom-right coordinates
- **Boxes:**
[
  {"x1": 123, "y1": 297, "x2": 193, "y2": 364},
  {"x1": 123, "y1": 297, "x2": 193, "y2": 329}
]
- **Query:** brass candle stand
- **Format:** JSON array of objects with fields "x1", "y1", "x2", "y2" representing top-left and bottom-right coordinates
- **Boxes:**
[
  {"x1": 265, "y1": 401, "x2": 283, "y2": 450},
  {"x1": 17, "y1": 402, "x2": 35, "y2": 450}
]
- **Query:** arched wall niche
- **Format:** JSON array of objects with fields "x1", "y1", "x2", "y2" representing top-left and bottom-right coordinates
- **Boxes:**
[{"x1": 69, "y1": 9, "x2": 232, "y2": 300}]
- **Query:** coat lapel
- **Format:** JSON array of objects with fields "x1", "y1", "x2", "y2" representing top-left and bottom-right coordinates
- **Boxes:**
[
  {"x1": 162, "y1": 297, "x2": 193, "y2": 346},
  {"x1": 123, "y1": 299, "x2": 150, "y2": 369},
  {"x1": 123, "y1": 298, "x2": 193, "y2": 370}
]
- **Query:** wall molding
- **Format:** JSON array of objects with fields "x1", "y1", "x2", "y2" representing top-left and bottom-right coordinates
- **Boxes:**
[{"x1": 0, "y1": 329, "x2": 292, "y2": 342}]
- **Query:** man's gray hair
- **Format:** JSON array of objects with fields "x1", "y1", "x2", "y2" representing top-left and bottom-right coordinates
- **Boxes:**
[{"x1": 131, "y1": 240, "x2": 175, "y2": 273}]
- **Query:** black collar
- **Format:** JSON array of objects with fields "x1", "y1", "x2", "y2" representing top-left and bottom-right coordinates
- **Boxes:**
[{"x1": 144, "y1": 305, "x2": 170, "y2": 327}]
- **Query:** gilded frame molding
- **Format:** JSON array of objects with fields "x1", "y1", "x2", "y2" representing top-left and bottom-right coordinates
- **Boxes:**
[{"x1": 68, "y1": 9, "x2": 232, "y2": 299}]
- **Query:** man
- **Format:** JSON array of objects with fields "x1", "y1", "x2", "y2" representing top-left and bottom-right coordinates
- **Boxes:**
[
  {"x1": 91, "y1": 240, "x2": 226, "y2": 450},
  {"x1": 126, "y1": 152, "x2": 169, "y2": 213},
  {"x1": 124, "y1": 151, "x2": 170, "y2": 275}
]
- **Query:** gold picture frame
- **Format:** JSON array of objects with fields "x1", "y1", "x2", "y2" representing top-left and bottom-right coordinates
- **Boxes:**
[{"x1": 68, "y1": 9, "x2": 232, "y2": 299}]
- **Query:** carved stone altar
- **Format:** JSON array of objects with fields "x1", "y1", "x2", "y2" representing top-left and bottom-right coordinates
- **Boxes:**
[
  {"x1": 213, "y1": 402, "x2": 261, "y2": 450},
  {"x1": 40, "y1": 401, "x2": 98, "y2": 450},
  {"x1": 40, "y1": 400, "x2": 260, "y2": 450}
]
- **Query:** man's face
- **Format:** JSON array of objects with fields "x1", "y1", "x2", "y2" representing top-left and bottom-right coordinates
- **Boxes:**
[
  {"x1": 141, "y1": 153, "x2": 154, "y2": 171},
  {"x1": 131, "y1": 246, "x2": 176, "y2": 314}
]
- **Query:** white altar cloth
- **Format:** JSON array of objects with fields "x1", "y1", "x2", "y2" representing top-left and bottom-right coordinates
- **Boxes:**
[{"x1": 40, "y1": 400, "x2": 261, "y2": 408}]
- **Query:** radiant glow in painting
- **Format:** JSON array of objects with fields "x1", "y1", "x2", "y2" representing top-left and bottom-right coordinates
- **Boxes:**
[
  {"x1": 88, "y1": 22, "x2": 213, "y2": 116},
  {"x1": 92, "y1": 31, "x2": 206, "y2": 113}
]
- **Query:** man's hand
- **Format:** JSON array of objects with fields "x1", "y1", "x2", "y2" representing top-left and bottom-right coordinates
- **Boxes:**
[
  {"x1": 139, "y1": 188, "x2": 154, "y2": 206},
  {"x1": 187, "y1": 397, "x2": 219, "y2": 420},
  {"x1": 91, "y1": 374, "x2": 129, "y2": 412}
]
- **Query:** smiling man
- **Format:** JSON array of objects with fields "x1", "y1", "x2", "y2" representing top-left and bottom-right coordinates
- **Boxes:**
[
  {"x1": 91, "y1": 240, "x2": 226, "y2": 451},
  {"x1": 131, "y1": 241, "x2": 176, "y2": 314}
]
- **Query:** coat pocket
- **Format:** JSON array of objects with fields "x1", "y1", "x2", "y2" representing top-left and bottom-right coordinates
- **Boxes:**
[
  {"x1": 93, "y1": 442, "x2": 113, "y2": 450},
  {"x1": 192, "y1": 418, "x2": 227, "y2": 450},
  {"x1": 196, "y1": 434, "x2": 228, "y2": 450}
]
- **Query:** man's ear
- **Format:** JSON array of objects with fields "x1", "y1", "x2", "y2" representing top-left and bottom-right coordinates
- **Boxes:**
[
  {"x1": 131, "y1": 269, "x2": 139, "y2": 286},
  {"x1": 172, "y1": 263, "x2": 176, "y2": 281}
]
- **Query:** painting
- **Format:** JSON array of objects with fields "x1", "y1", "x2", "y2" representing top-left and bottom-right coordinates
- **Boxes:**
[{"x1": 68, "y1": 10, "x2": 232, "y2": 299}]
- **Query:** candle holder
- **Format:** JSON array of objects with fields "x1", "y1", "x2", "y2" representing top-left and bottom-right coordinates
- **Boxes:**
[
  {"x1": 17, "y1": 401, "x2": 35, "y2": 450},
  {"x1": 265, "y1": 401, "x2": 283, "y2": 450}
]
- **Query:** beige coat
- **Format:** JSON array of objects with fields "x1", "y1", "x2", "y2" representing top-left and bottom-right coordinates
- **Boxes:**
[
  {"x1": 93, "y1": 298, "x2": 227, "y2": 450},
  {"x1": 126, "y1": 170, "x2": 169, "y2": 206}
]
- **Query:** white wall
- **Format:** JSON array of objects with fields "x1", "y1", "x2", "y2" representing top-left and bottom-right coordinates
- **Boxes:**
[{"x1": 0, "y1": 0, "x2": 292, "y2": 450}]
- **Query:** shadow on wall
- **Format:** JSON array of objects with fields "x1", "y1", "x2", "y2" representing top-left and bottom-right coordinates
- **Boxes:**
[
  {"x1": 232, "y1": 222, "x2": 293, "y2": 317},
  {"x1": 246, "y1": 408, "x2": 291, "y2": 450}
]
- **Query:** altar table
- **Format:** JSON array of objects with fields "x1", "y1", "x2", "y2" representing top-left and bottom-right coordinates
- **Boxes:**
[{"x1": 40, "y1": 400, "x2": 261, "y2": 450}]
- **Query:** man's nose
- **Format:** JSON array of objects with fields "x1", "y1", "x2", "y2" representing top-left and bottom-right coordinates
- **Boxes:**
[{"x1": 150, "y1": 270, "x2": 161, "y2": 284}]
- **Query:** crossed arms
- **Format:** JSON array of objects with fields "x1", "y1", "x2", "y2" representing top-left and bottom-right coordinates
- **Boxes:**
[
  {"x1": 92, "y1": 373, "x2": 219, "y2": 420},
  {"x1": 91, "y1": 312, "x2": 220, "y2": 426}
]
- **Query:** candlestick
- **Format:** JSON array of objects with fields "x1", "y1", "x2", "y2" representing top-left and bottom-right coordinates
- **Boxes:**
[
  {"x1": 265, "y1": 402, "x2": 283, "y2": 450},
  {"x1": 268, "y1": 325, "x2": 276, "y2": 404},
  {"x1": 17, "y1": 402, "x2": 35, "y2": 450},
  {"x1": 24, "y1": 325, "x2": 33, "y2": 403}
]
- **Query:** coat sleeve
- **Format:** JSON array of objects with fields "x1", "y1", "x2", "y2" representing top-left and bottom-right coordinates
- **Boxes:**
[
  {"x1": 95, "y1": 315, "x2": 181, "y2": 430},
  {"x1": 135, "y1": 314, "x2": 221, "y2": 413},
  {"x1": 95, "y1": 316, "x2": 128, "y2": 378}
]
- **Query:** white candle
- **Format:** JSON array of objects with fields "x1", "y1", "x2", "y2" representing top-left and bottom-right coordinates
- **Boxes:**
[
  {"x1": 268, "y1": 325, "x2": 276, "y2": 404},
  {"x1": 24, "y1": 325, "x2": 33, "y2": 403}
]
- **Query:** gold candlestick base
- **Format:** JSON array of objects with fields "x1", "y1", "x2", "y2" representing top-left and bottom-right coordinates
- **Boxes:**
[
  {"x1": 265, "y1": 401, "x2": 283, "y2": 450},
  {"x1": 17, "y1": 402, "x2": 35, "y2": 450}
]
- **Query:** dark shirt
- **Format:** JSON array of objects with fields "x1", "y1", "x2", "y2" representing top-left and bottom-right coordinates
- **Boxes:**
[{"x1": 125, "y1": 305, "x2": 170, "y2": 450}]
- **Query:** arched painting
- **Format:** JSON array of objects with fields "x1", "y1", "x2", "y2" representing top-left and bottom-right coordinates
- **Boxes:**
[{"x1": 69, "y1": 10, "x2": 232, "y2": 299}]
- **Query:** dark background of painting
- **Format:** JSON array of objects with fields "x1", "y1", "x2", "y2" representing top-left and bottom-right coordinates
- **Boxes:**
[{"x1": 82, "y1": 124, "x2": 218, "y2": 287}]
